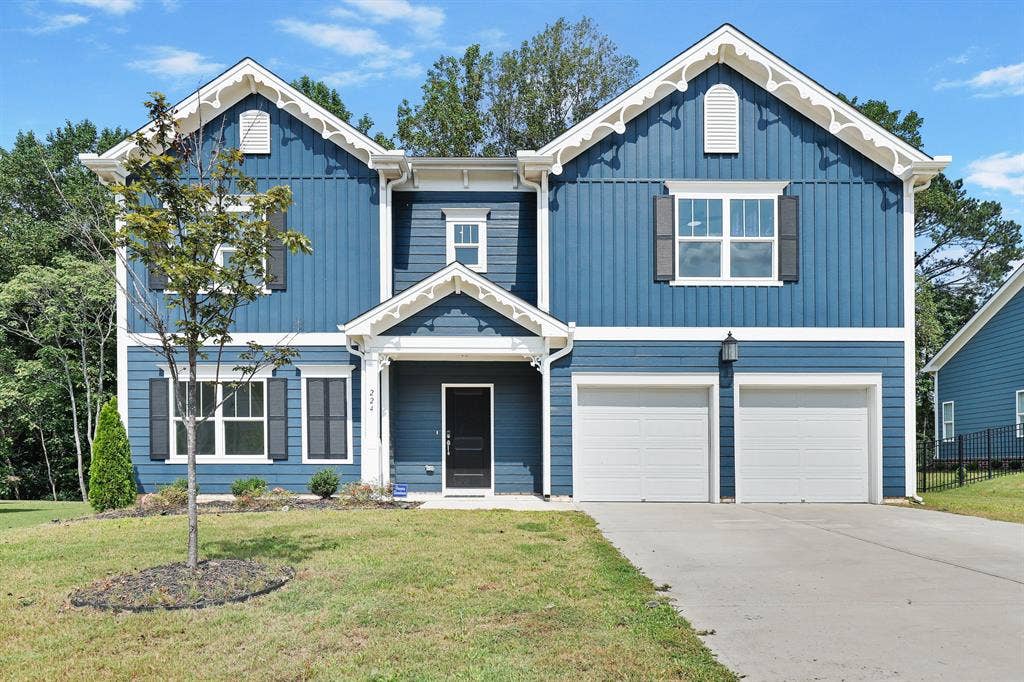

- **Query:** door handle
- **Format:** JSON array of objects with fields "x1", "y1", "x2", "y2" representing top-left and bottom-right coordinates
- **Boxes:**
[{"x1": 445, "y1": 429, "x2": 451, "y2": 456}]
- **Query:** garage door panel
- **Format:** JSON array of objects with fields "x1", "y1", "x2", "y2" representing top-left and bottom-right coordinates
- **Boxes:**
[
  {"x1": 574, "y1": 384, "x2": 711, "y2": 502},
  {"x1": 738, "y1": 386, "x2": 870, "y2": 503}
]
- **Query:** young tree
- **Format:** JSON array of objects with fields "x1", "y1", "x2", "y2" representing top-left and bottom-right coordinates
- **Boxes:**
[
  {"x1": 88, "y1": 397, "x2": 136, "y2": 511},
  {"x1": 83, "y1": 93, "x2": 311, "y2": 567},
  {"x1": 396, "y1": 45, "x2": 493, "y2": 156},
  {"x1": 486, "y1": 17, "x2": 638, "y2": 155}
]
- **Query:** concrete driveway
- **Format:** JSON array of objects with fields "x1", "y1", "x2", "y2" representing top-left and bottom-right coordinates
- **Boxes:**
[{"x1": 582, "y1": 503, "x2": 1024, "y2": 682}]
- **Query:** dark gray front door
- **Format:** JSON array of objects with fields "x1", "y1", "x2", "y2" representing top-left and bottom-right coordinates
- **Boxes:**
[{"x1": 445, "y1": 386, "x2": 491, "y2": 489}]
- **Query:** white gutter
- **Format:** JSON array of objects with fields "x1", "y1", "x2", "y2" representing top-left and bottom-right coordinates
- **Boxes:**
[{"x1": 540, "y1": 322, "x2": 575, "y2": 498}]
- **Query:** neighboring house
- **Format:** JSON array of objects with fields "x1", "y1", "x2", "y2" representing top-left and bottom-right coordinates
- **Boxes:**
[
  {"x1": 81, "y1": 25, "x2": 948, "y2": 503},
  {"x1": 923, "y1": 265, "x2": 1024, "y2": 441}
]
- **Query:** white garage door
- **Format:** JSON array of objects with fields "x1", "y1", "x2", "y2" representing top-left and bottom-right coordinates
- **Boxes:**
[
  {"x1": 574, "y1": 385, "x2": 711, "y2": 501},
  {"x1": 737, "y1": 387, "x2": 870, "y2": 502}
]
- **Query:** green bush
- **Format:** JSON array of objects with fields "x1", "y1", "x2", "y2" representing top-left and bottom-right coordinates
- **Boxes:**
[
  {"x1": 966, "y1": 461, "x2": 981, "y2": 472},
  {"x1": 338, "y1": 481, "x2": 392, "y2": 505},
  {"x1": 1009, "y1": 460, "x2": 1022, "y2": 471},
  {"x1": 989, "y1": 459, "x2": 1003, "y2": 471},
  {"x1": 308, "y1": 469, "x2": 340, "y2": 499},
  {"x1": 87, "y1": 398, "x2": 137, "y2": 511},
  {"x1": 230, "y1": 477, "x2": 268, "y2": 498}
]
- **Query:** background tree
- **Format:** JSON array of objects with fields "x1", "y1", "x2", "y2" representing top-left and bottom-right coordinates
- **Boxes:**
[
  {"x1": 95, "y1": 93, "x2": 312, "y2": 567},
  {"x1": 396, "y1": 45, "x2": 493, "y2": 156},
  {"x1": 839, "y1": 95, "x2": 1023, "y2": 436},
  {"x1": 486, "y1": 17, "x2": 638, "y2": 155},
  {"x1": 291, "y1": 76, "x2": 394, "y2": 149}
]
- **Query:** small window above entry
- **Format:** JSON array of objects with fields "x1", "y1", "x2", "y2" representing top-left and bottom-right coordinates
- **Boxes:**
[
  {"x1": 238, "y1": 109, "x2": 270, "y2": 154},
  {"x1": 443, "y1": 208, "x2": 489, "y2": 272},
  {"x1": 704, "y1": 83, "x2": 739, "y2": 154}
]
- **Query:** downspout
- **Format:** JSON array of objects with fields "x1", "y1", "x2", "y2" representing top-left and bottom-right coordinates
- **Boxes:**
[
  {"x1": 541, "y1": 323, "x2": 575, "y2": 498},
  {"x1": 381, "y1": 165, "x2": 410, "y2": 302}
]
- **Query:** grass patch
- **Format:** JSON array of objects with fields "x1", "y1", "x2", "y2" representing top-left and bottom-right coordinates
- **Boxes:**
[
  {"x1": 0, "y1": 509, "x2": 734, "y2": 680},
  {"x1": 918, "y1": 473, "x2": 1024, "y2": 524},
  {"x1": 0, "y1": 501, "x2": 91, "y2": 531}
]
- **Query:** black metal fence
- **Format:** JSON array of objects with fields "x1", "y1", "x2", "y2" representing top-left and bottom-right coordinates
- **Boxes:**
[{"x1": 918, "y1": 423, "x2": 1024, "y2": 493}]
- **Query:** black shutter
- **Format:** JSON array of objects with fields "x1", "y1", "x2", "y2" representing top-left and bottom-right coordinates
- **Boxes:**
[
  {"x1": 653, "y1": 195, "x2": 675, "y2": 282},
  {"x1": 777, "y1": 195, "x2": 800, "y2": 283},
  {"x1": 147, "y1": 264, "x2": 168, "y2": 290},
  {"x1": 306, "y1": 378, "x2": 348, "y2": 459},
  {"x1": 149, "y1": 378, "x2": 170, "y2": 460},
  {"x1": 267, "y1": 211, "x2": 287, "y2": 291},
  {"x1": 267, "y1": 377, "x2": 289, "y2": 461}
]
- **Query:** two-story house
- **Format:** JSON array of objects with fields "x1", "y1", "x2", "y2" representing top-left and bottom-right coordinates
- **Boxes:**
[{"x1": 82, "y1": 25, "x2": 948, "y2": 503}]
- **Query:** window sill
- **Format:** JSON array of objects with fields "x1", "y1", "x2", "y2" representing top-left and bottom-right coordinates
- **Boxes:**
[
  {"x1": 669, "y1": 278, "x2": 784, "y2": 287},
  {"x1": 302, "y1": 457, "x2": 354, "y2": 465},
  {"x1": 166, "y1": 455, "x2": 273, "y2": 465}
]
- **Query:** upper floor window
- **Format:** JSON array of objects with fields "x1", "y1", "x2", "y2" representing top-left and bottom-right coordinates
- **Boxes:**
[
  {"x1": 666, "y1": 181, "x2": 788, "y2": 286},
  {"x1": 704, "y1": 84, "x2": 739, "y2": 154},
  {"x1": 238, "y1": 110, "x2": 271, "y2": 154},
  {"x1": 443, "y1": 208, "x2": 489, "y2": 273},
  {"x1": 942, "y1": 401, "x2": 955, "y2": 441}
]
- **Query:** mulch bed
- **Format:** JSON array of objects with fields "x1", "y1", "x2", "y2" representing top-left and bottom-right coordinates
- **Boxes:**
[
  {"x1": 69, "y1": 559, "x2": 294, "y2": 612},
  {"x1": 90, "y1": 497, "x2": 420, "y2": 521}
]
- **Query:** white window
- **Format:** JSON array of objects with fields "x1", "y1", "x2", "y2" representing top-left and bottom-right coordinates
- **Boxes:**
[
  {"x1": 298, "y1": 365, "x2": 354, "y2": 464},
  {"x1": 212, "y1": 197, "x2": 269, "y2": 292},
  {"x1": 171, "y1": 380, "x2": 267, "y2": 461},
  {"x1": 1016, "y1": 390, "x2": 1023, "y2": 436},
  {"x1": 666, "y1": 181, "x2": 789, "y2": 286},
  {"x1": 443, "y1": 207, "x2": 489, "y2": 272},
  {"x1": 704, "y1": 83, "x2": 739, "y2": 154},
  {"x1": 238, "y1": 109, "x2": 270, "y2": 154},
  {"x1": 941, "y1": 401, "x2": 955, "y2": 441}
]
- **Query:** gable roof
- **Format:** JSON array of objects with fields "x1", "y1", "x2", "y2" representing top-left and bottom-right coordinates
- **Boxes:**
[
  {"x1": 923, "y1": 264, "x2": 1024, "y2": 372},
  {"x1": 342, "y1": 262, "x2": 570, "y2": 340},
  {"x1": 80, "y1": 58, "x2": 397, "y2": 183},
  {"x1": 534, "y1": 24, "x2": 949, "y2": 186}
]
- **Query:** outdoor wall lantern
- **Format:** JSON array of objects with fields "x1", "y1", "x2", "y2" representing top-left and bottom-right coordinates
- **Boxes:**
[{"x1": 721, "y1": 332, "x2": 739, "y2": 363}]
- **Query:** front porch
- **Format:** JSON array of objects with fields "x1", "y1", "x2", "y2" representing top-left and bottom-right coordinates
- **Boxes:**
[{"x1": 340, "y1": 263, "x2": 574, "y2": 497}]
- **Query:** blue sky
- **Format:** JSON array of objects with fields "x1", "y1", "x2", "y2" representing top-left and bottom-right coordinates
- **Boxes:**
[{"x1": 1, "y1": 0, "x2": 1022, "y2": 218}]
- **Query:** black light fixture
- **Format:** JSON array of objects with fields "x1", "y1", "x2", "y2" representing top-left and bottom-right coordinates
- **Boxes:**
[{"x1": 721, "y1": 332, "x2": 739, "y2": 363}]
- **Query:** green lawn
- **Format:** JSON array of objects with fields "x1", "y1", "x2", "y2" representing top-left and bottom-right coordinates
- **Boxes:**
[
  {"x1": 919, "y1": 473, "x2": 1024, "y2": 524},
  {"x1": 0, "y1": 509, "x2": 734, "y2": 681},
  {"x1": 0, "y1": 500, "x2": 91, "y2": 531}
]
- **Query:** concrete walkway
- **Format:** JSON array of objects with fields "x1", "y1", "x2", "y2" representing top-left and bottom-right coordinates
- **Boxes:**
[
  {"x1": 583, "y1": 502, "x2": 1024, "y2": 682},
  {"x1": 417, "y1": 496, "x2": 576, "y2": 511}
]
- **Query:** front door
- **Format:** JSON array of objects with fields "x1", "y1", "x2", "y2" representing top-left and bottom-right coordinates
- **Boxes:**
[{"x1": 444, "y1": 385, "x2": 492, "y2": 491}]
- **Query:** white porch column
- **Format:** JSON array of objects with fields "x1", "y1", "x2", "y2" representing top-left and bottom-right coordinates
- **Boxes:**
[
  {"x1": 361, "y1": 351, "x2": 383, "y2": 484},
  {"x1": 541, "y1": 360, "x2": 552, "y2": 497},
  {"x1": 380, "y1": 361, "x2": 392, "y2": 486}
]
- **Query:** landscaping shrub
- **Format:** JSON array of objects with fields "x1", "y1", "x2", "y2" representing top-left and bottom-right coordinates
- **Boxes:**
[
  {"x1": 966, "y1": 461, "x2": 981, "y2": 472},
  {"x1": 230, "y1": 477, "x2": 268, "y2": 498},
  {"x1": 308, "y1": 469, "x2": 340, "y2": 499},
  {"x1": 87, "y1": 398, "x2": 138, "y2": 511},
  {"x1": 1009, "y1": 460, "x2": 1022, "y2": 471},
  {"x1": 338, "y1": 481, "x2": 393, "y2": 505},
  {"x1": 989, "y1": 459, "x2": 1003, "y2": 471},
  {"x1": 152, "y1": 478, "x2": 192, "y2": 507}
]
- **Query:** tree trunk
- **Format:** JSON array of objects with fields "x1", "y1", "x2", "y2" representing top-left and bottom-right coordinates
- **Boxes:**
[
  {"x1": 186, "y1": 353, "x2": 199, "y2": 570},
  {"x1": 36, "y1": 425, "x2": 58, "y2": 502}
]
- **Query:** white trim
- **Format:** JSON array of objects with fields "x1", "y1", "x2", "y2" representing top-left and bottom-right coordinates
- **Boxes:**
[
  {"x1": 342, "y1": 262, "x2": 570, "y2": 339},
  {"x1": 536, "y1": 24, "x2": 944, "y2": 181},
  {"x1": 570, "y1": 372, "x2": 720, "y2": 503},
  {"x1": 923, "y1": 264, "x2": 1024, "y2": 372},
  {"x1": 665, "y1": 180, "x2": 789, "y2": 196},
  {"x1": 732, "y1": 372, "x2": 884, "y2": 504},
  {"x1": 157, "y1": 364, "x2": 276, "y2": 380},
  {"x1": 127, "y1": 332, "x2": 348, "y2": 347},
  {"x1": 1015, "y1": 390, "x2": 1024, "y2": 435},
  {"x1": 902, "y1": 179, "x2": 917, "y2": 497},
  {"x1": 441, "y1": 383, "x2": 495, "y2": 496},
  {"x1": 669, "y1": 278, "x2": 783, "y2": 288},
  {"x1": 365, "y1": 334, "x2": 548, "y2": 361},
  {"x1": 381, "y1": 364, "x2": 391, "y2": 484},
  {"x1": 167, "y1": 377, "x2": 270, "y2": 464},
  {"x1": 298, "y1": 365, "x2": 355, "y2": 465},
  {"x1": 571, "y1": 326, "x2": 907, "y2": 341},
  {"x1": 538, "y1": 171, "x2": 550, "y2": 311},
  {"x1": 114, "y1": 198, "x2": 129, "y2": 424},
  {"x1": 443, "y1": 208, "x2": 489, "y2": 273},
  {"x1": 941, "y1": 401, "x2": 955, "y2": 441}
]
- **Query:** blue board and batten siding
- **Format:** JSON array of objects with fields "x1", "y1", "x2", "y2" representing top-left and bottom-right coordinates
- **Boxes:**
[
  {"x1": 392, "y1": 191, "x2": 537, "y2": 304},
  {"x1": 550, "y1": 341, "x2": 906, "y2": 498},
  {"x1": 128, "y1": 93, "x2": 380, "y2": 333},
  {"x1": 390, "y1": 361, "x2": 542, "y2": 493},
  {"x1": 549, "y1": 63, "x2": 904, "y2": 328},
  {"x1": 127, "y1": 346, "x2": 362, "y2": 493},
  {"x1": 937, "y1": 288, "x2": 1024, "y2": 435}
]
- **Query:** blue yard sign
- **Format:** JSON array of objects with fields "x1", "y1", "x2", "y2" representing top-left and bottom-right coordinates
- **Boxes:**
[{"x1": 392, "y1": 483, "x2": 408, "y2": 498}]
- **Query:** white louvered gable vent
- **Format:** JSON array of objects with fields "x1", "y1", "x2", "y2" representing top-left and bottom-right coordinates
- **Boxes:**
[
  {"x1": 238, "y1": 109, "x2": 271, "y2": 154},
  {"x1": 704, "y1": 84, "x2": 739, "y2": 154}
]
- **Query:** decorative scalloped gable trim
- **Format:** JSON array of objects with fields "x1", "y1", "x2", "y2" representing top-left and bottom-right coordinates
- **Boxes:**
[
  {"x1": 97, "y1": 58, "x2": 389, "y2": 170},
  {"x1": 537, "y1": 24, "x2": 936, "y2": 180}
]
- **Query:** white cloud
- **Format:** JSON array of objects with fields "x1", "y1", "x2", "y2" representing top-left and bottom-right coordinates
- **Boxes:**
[
  {"x1": 321, "y1": 61, "x2": 423, "y2": 88},
  {"x1": 936, "y1": 62, "x2": 1024, "y2": 97},
  {"x1": 128, "y1": 47, "x2": 225, "y2": 79},
  {"x1": 966, "y1": 152, "x2": 1024, "y2": 196},
  {"x1": 338, "y1": 0, "x2": 444, "y2": 38},
  {"x1": 276, "y1": 19, "x2": 409, "y2": 59},
  {"x1": 61, "y1": 0, "x2": 138, "y2": 15},
  {"x1": 946, "y1": 46, "x2": 981, "y2": 65},
  {"x1": 25, "y1": 13, "x2": 88, "y2": 34}
]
